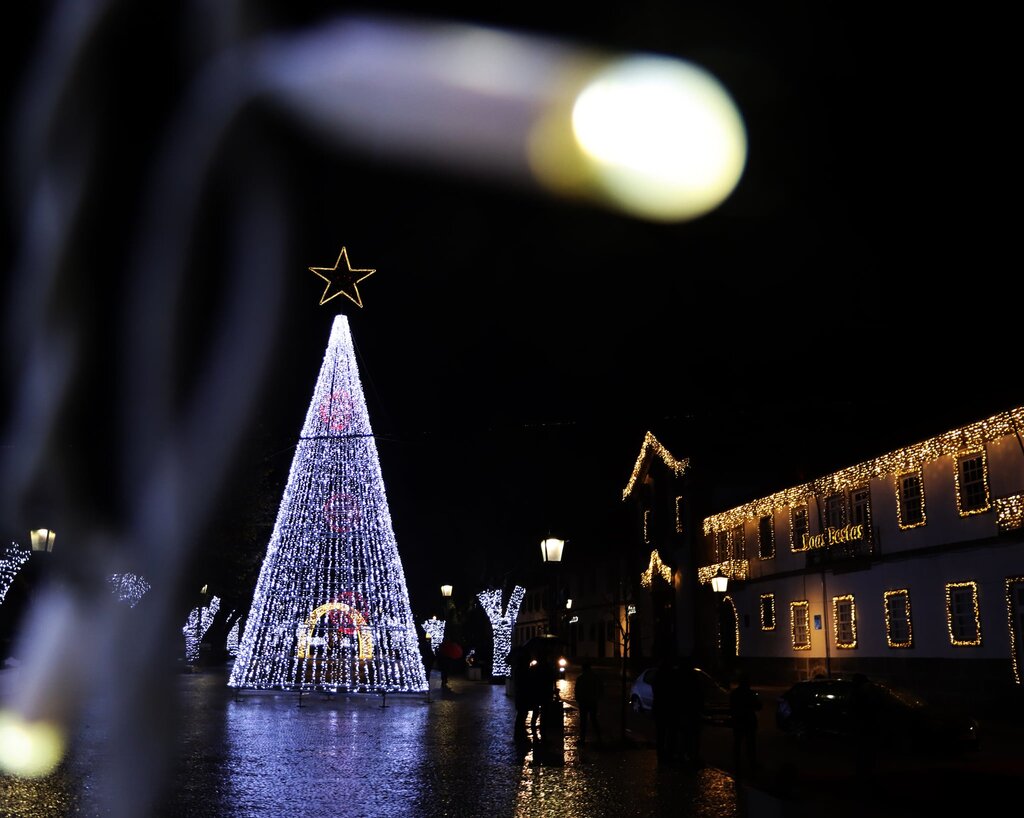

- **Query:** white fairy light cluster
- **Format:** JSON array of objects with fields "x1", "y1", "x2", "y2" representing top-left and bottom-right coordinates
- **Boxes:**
[
  {"x1": 228, "y1": 316, "x2": 426, "y2": 693},
  {"x1": 421, "y1": 617, "x2": 445, "y2": 651},
  {"x1": 478, "y1": 585, "x2": 525, "y2": 678},
  {"x1": 0, "y1": 543, "x2": 30, "y2": 606},
  {"x1": 227, "y1": 618, "x2": 240, "y2": 657},
  {"x1": 107, "y1": 572, "x2": 151, "y2": 608},
  {"x1": 183, "y1": 595, "x2": 221, "y2": 663}
]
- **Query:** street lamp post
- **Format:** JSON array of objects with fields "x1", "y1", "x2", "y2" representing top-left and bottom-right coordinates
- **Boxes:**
[
  {"x1": 540, "y1": 537, "x2": 565, "y2": 636},
  {"x1": 29, "y1": 528, "x2": 56, "y2": 553}
]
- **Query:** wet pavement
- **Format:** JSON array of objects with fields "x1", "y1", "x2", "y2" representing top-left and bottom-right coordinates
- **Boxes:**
[{"x1": 2, "y1": 665, "x2": 1022, "y2": 818}]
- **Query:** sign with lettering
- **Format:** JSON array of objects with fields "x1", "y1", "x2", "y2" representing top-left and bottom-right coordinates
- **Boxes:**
[{"x1": 802, "y1": 523, "x2": 865, "y2": 550}]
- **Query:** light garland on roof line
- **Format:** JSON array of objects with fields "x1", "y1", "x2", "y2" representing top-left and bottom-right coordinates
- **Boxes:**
[
  {"x1": 0, "y1": 543, "x2": 30, "y2": 607},
  {"x1": 883, "y1": 589, "x2": 913, "y2": 648},
  {"x1": 478, "y1": 586, "x2": 525, "y2": 677},
  {"x1": 622, "y1": 431, "x2": 690, "y2": 500},
  {"x1": 183, "y1": 595, "x2": 221, "y2": 663},
  {"x1": 697, "y1": 559, "x2": 748, "y2": 586},
  {"x1": 703, "y1": 406, "x2": 1024, "y2": 534},
  {"x1": 107, "y1": 572, "x2": 150, "y2": 608},
  {"x1": 640, "y1": 549, "x2": 672, "y2": 588},
  {"x1": 421, "y1": 616, "x2": 445, "y2": 651},
  {"x1": 227, "y1": 316, "x2": 426, "y2": 694},
  {"x1": 945, "y1": 581, "x2": 982, "y2": 647},
  {"x1": 1006, "y1": 577, "x2": 1024, "y2": 685},
  {"x1": 995, "y1": 495, "x2": 1024, "y2": 532}
]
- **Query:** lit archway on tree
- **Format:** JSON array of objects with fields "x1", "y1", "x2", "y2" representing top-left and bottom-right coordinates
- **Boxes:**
[{"x1": 298, "y1": 600, "x2": 374, "y2": 659}]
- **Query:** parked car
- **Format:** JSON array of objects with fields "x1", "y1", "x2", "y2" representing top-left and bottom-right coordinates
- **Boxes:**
[
  {"x1": 775, "y1": 676, "x2": 981, "y2": 754},
  {"x1": 628, "y1": 665, "x2": 732, "y2": 725}
]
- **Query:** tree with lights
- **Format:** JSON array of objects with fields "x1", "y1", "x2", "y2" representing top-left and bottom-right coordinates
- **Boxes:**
[
  {"x1": 229, "y1": 316, "x2": 426, "y2": 693},
  {"x1": 477, "y1": 586, "x2": 525, "y2": 678}
]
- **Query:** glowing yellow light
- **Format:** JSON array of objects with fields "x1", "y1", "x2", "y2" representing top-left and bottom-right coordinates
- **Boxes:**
[
  {"x1": 703, "y1": 407, "x2": 1024, "y2": 536},
  {"x1": 622, "y1": 431, "x2": 689, "y2": 500},
  {"x1": 570, "y1": 56, "x2": 746, "y2": 222},
  {"x1": 298, "y1": 601, "x2": 374, "y2": 659},
  {"x1": 953, "y1": 449, "x2": 992, "y2": 517},
  {"x1": 722, "y1": 595, "x2": 739, "y2": 656},
  {"x1": 640, "y1": 549, "x2": 672, "y2": 589},
  {"x1": 697, "y1": 559, "x2": 748, "y2": 586},
  {"x1": 0, "y1": 711, "x2": 65, "y2": 778},
  {"x1": 309, "y1": 247, "x2": 376, "y2": 308},
  {"x1": 831, "y1": 594, "x2": 857, "y2": 649},
  {"x1": 1006, "y1": 577, "x2": 1024, "y2": 685},
  {"x1": 760, "y1": 594, "x2": 776, "y2": 631},
  {"x1": 995, "y1": 495, "x2": 1024, "y2": 532},
  {"x1": 790, "y1": 601, "x2": 811, "y2": 650},
  {"x1": 945, "y1": 581, "x2": 983, "y2": 647},
  {"x1": 883, "y1": 589, "x2": 913, "y2": 648}
]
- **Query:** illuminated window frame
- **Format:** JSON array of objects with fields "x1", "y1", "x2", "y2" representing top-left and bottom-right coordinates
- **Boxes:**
[
  {"x1": 730, "y1": 524, "x2": 745, "y2": 560},
  {"x1": 896, "y1": 470, "x2": 926, "y2": 529},
  {"x1": 790, "y1": 505, "x2": 809, "y2": 552},
  {"x1": 831, "y1": 594, "x2": 857, "y2": 648},
  {"x1": 824, "y1": 493, "x2": 847, "y2": 529},
  {"x1": 760, "y1": 594, "x2": 776, "y2": 631},
  {"x1": 883, "y1": 589, "x2": 913, "y2": 648},
  {"x1": 1006, "y1": 576, "x2": 1024, "y2": 685},
  {"x1": 758, "y1": 514, "x2": 774, "y2": 559},
  {"x1": 791, "y1": 601, "x2": 810, "y2": 650},
  {"x1": 715, "y1": 529, "x2": 727, "y2": 561},
  {"x1": 955, "y1": 450, "x2": 991, "y2": 517},
  {"x1": 675, "y1": 496, "x2": 684, "y2": 534},
  {"x1": 945, "y1": 581, "x2": 982, "y2": 646}
]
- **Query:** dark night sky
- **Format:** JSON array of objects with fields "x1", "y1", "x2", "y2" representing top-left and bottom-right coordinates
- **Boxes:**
[{"x1": 3, "y1": 2, "x2": 1020, "y2": 622}]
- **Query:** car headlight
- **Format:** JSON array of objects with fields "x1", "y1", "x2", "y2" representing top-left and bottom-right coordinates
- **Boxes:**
[{"x1": 558, "y1": 657, "x2": 567, "y2": 672}]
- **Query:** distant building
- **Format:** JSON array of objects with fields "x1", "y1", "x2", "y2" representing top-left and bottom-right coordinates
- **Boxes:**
[{"x1": 691, "y1": 405, "x2": 1024, "y2": 712}]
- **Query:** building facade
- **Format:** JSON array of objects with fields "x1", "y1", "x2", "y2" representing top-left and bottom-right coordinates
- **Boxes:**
[{"x1": 695, "y1": 406, "x2": 1024, "y2": 712}]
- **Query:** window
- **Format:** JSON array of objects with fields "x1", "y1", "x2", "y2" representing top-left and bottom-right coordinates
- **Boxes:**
[
  {"x1": 791, "y1": 506, "x2": 809, "y2": 551},
  {"x1": 897, "y1": 471, "x2": 926, "y2": 528},
  {"x1": 716, "y1": 530, "x2": 728, "y2": 562},
  {"x1": 791, "y1": 601, "x2": 810, "y2": 649},
  {"x1": 758, "y1": 514, "x2": 775, "y2": 559},
  {"x1": 946, "y1": 581, "x2": 982, "y2": 646},
  {"x1": 824, "y1": 493, "x2": 846, "y2": 529},
  {"x1": 850, "y1": 486, "x2": 871, "y2": 527},
  {"x1": 884, "y1": 589, "x2": 912, "y2": 647},
  {"x1": 760, "y1": 594, "x2": 776, "y2": 630},
  {"x1": 956, "y1": 451, "x2": 990, "y2": 515},
  {"x1": 730, "y1": 524, "x2": 745, "y2": 560},
  {"x1": 832, "y1": 594, "x2": 857, "y2": 648}
]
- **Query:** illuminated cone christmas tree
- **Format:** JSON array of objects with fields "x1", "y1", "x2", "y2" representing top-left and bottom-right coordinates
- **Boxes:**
[{"x1": 229, "y1": 316, "x2": 426, "y2": 692}]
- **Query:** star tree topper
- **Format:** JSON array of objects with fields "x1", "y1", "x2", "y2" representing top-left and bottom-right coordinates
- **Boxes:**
[{"x1": 309, "y1": 247, "x2": 376, "y2": 308}]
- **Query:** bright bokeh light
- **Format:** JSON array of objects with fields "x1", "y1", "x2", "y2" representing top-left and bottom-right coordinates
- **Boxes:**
[
  {"x1": 571, "y1": 55, "x2": 747, "y2": 221},
  {"x1": 0, "y1": 711, "x2": 65, "y2": 778}
]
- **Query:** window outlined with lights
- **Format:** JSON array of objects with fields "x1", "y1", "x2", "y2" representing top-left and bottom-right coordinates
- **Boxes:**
[
  {"x1": 791, "y1": 600, "x2": 810, "y2": 650},
  {"x1": 824, "y1": 493, "x2": 847, "y2": 529},
  {"x1": 850, "y1": 485, "x2": 871, "y2": 532},
  {"x1": 896, "y1": 470, "x2": 926, "y2": 529},
  {"x1": 760, "y1": 594, "x2": 776, "y2": 631},
  {"x1": 832, "y1": 594, "x2": 857, "y2": 649},
  {"x1": 955, "y1": 450, "x2": 991, "y2": 516},
  {"x1": 883, "y1": 589, "x2": 913, "y2": 648},
  {"x1": 758, "y1": 514, "x2": 774, "y2": 559},
  {"x1": 730, "y1": 524, "x2": 745, "y2": 560},
  {"x1": 790, "y1": 505, "x2": 808, "y2": 552},
  {"x1": 946, "y1": 581, "x2": 982, "y2": 646}
]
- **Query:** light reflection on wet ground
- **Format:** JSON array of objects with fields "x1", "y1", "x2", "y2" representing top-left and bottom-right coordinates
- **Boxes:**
[{"x1": 1, "y1": 668, "x2": 738, "y2": 818}]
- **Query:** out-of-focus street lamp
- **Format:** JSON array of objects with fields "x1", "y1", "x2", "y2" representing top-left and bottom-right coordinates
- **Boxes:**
[
  {"x1": 541, "y1": 537, "x2": 566, "y2": 635},
  {"x1": 440, "y1": 584, "x2": 453, "y2": 599},
  {"x1": 711, "y1": 568, "x2": 729, "y2": 595},
  {"x1": 29, "y1": 528, "x2": 56, "y2": 553}
]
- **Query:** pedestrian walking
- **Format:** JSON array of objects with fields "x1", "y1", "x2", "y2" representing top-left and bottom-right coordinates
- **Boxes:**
[
  {"x1": 729, "y1": 672, "x2": 761, "y2": 782},
  {"x1": 420, "y1": 637, "x2": 435, "y2": 683},
  {"x1": 573, "y1": 661, "x2": 604, "y2": 745},
  {"x1": 511, "y1": 647, "x2": 534, "y2": 743}
]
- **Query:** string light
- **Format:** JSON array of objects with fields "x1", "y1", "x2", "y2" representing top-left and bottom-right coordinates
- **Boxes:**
[
  {"x1": 831, "y1": 594, "x2": 857, "y2": 649},
  {"x1": 760, "y1": 594, "x2": 776, "y2": 631},
  {"x1": 227, "y1": 618, "x2": 240, "y2": 658},
  {"x1": 883, "y1": 589, "x2": 913, "y2": 648},
  {"x1": 953, "y1": 450, "x2": 992, "y2": 517},
  {"x1": 107, "y1": 572, "x2": 151, "y2": 608},
  {"x1": 1006, "y1": 578, "x2": 1024, "y2": 685},
  {"x1": 722, "y1": 595, "x2": 739, "y2": 656},
  {"x1": 675, "y1": 496, "x2": 684, "y2": 534},
  {"x1": 697, "y1": 559, "x2": 748, "y2": 586},
  {"x1": 421, "y1": 616, "x2": 445, "y2": 651},
  {"x1": 703, "y1": 406, "x2": 1024, "y2": 535},
  {"x1": 0, "y1": 543, "x2": 30, "y2": 607},
  {"x1": 790, "y1": 601, "x2": 811, "y2": 650},
  {"x1": 945, "y1": 581, "x2": 982, "y2": 646},
  {"x1": 478, "y1": 586, "x2": 525, "y2": 677},
  {"x1": 995, "y1": 495, "x2": 1024, "y2": 532},
  {"x1": 622, "y1": 431, "x2": 690, "y2": 501},
  {"x1": 228, "y1": 316, "x2": 426, "y2": 693},
  {"x1": 895, "y1": 469, "x2": 927, "y2": 530},
  {"x1": 640, "y1": 549, "x2": 672, "y2": 589}
]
